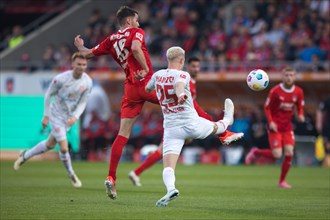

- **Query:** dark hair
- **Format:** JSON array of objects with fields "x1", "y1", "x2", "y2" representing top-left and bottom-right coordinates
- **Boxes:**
[
  {"x1": 188, "y1": 57, "x2": 200, "y2": 64},
  {"x1": 71, "y1": 52, "x2": 86, "y2": 61},
  {"x1": 116, "y1": 6, "x2": 138, "y2": 26}
]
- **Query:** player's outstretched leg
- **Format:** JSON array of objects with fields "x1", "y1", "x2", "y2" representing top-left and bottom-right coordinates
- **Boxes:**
[
  {"x1": 105, "y1": 176, "x2": 117, "y2": 199},
  {"x1": 69, "y1": 173, "x2": 82, "y2": 188},
  {"x1": 13, "y1": 150, "x2": 27, "y2": 171},
  {"x1": 224, "y1": 98, "x2": 234, "y2": 125},
  {"x1": 217, "y1": 98, "x2": 244, "y2": 145},
  {"x1": 155, "y1": 189, "x2": 179, "y2": 207},
  {"x1": 14, "y1": 140, "x2": 49, "y2": 171},
  {"x1": 219, "y1": 130, "x2": 244, "y2": 145}
]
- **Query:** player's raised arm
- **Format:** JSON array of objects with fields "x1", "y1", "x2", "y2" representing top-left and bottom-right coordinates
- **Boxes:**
[{"x1": 74, "y1": 35, "x2": 94, "y2": 59}]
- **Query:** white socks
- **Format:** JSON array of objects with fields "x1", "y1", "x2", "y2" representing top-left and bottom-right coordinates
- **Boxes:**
[
  {"x1": 215, "y1": 120, "x2": 229, "y2": 135},
  {"x1": 59, "y1": 151, "x2": 74, "y2": 176},
  {"x1": 24, "y1": 140, "x2": 48, "y2": 160},
  {"x1": 163, "y1": 167, "x2": 175, "y2": 193}
]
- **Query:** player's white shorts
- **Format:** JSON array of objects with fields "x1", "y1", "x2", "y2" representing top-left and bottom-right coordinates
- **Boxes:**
[
  {"x1": 49, "y1": 112, "x2": 70, "y2": 142},
  {"x1": 163, "y1": 117, "x2": 214, "y2": 155}
]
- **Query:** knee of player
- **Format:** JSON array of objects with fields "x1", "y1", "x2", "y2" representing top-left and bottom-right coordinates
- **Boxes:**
[{"x1": 272, "y1": 150, "x2": 282, "y2": 159}]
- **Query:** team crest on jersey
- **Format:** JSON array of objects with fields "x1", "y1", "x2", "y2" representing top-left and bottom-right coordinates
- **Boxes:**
[
  {"x1": 68, "y1": 93, "x2": 76, "y2": 99},
  {"x1": 292, "y1": 96, "x2": 297, "y2": 102},
  {"x1": 136, "y1": 33, "x2": 143, "y2": 41},
  {"x1": 180, "y1": 74, "x2": 186, "y2": 79}
]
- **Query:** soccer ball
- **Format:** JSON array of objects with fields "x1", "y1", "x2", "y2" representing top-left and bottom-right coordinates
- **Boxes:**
[{"x1": 246, "y1": 69, "x2": 269, "y2": 91}]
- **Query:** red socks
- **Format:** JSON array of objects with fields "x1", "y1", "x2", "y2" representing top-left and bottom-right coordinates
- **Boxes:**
[
  {"x1": 108, "y1": 135, "x2": 128, "y2": 180},
  {"x1": 280, "y1": 155, "x2": 293, "y2": 182},
  {"x1": 255, "y1": 149, "x2": 275, "y2": 159},
  {"x1": 134, "y1": 150, "x2": 162, "y2": 176}
]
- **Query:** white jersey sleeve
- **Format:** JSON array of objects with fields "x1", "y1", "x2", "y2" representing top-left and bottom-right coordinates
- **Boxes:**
[
  {"x1": 44, "y1": 75, "x2": 62, "y2": 117},
  {"x1": 174, "y1": 71, "x2": 190, "y2": 86}
]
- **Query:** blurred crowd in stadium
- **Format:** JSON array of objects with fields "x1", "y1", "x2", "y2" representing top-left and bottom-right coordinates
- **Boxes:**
[{"x1": 2, "y1": 0, "x2": 329, "y2": 72}]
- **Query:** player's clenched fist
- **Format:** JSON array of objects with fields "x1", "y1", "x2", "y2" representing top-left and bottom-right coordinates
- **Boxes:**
[
  {"x1": 66, "y1": 117, "x2": 77, "y2": 126},
  {"x1": 178, "y1": 93, "x2": 188, "y2": 104},
  {"x1": 41, "y1": 116, "x2": 49, "y2": 128}
]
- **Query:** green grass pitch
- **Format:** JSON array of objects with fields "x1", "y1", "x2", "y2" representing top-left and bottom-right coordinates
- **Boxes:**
[{"x1": 1, "y1": 161, "x2": 329, "y2": 220}]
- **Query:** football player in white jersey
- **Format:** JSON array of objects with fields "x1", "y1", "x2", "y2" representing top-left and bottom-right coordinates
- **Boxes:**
[
  {"x1": 146, "y1": 46, "x2": 237, "y2": 207},
  {"x1": 14, "y1": 52, "x2": 93, "y2": 188}
]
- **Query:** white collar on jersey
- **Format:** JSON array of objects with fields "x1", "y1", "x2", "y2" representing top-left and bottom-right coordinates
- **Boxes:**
[
  {"x1": 119, "y1": 27, "x2": 131, "y2": 33},
  {"x1": 280, "y1": 83, "x2": 295, "y2": 93}
]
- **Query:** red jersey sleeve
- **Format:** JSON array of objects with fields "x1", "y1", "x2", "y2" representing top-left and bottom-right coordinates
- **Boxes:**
[
  {"x1": 92, "y1": 37, "x2": 112, "y2": 56},
  {"x1": 296, "y1": 87, "x2": 305, "y2": 116},
  {"x1": 132, "y1": 29, "x2": 145, "y2": 44},
  {"x1": 264, "y1": 88, "x2": 275, "y2": 123}
]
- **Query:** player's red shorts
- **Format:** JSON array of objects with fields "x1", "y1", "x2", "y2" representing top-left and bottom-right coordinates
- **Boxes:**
[
  {"x1": 267, "y1": 130, "x2": 295, "y2": 149},
  {"x1": 121, "y1": 82, "x2": 159, "y2": 118}
]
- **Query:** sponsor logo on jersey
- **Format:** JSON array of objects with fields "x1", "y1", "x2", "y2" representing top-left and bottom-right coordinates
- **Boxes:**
[
  {"x1": 80, "y1": 86, "x2": 85, "y2": 91},
  {"x1": 136, "y1": 32, "x2": 143, "y2": 41},
  {"x1": 279, "y1": 102, "x2": 294, "y2": 111}
]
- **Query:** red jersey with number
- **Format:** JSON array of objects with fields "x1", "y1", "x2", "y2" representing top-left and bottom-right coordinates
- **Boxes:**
[
  {"x1": 264, "y1": 83, "x2": 304, "y2": 132},
  {"x1": 92, "y1": 27, "x2": 153, "y2": 86}
]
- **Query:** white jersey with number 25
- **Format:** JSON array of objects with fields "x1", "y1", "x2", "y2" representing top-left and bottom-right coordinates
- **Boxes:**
[{"x1": 146, "y1": 69, "x2": 198, "y2": 129}]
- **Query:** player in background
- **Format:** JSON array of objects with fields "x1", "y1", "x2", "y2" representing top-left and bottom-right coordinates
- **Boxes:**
[
  {"x1": 316, "y1": 97, "x2": 330, "y2": 167},
  {"x1": 128, "y1": 57, "x2": 244, "y2": 186},
  {"x1": 146, "y1": 46, "x2": 238, "y2": 206},
  {"x1": 74, "y1": 6, "x2": 243, "y2": 199},
  {"x1": 245, "y1": 67, "x2": 305, "y2": 188},
  {"x1": 13, "y1": 52, "x2": 93, "y2": 188}
]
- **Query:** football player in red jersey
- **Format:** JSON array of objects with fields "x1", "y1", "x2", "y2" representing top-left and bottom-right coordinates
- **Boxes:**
[
  {"x1": 128, "y1": 57, "x2": 244, "y2": 187},
  {"x1": 245, "y1": 67, "x2": 305, "y2": 188},
  {"x1": 74, "y1": 6, "x2": 243, "y2": 199}
]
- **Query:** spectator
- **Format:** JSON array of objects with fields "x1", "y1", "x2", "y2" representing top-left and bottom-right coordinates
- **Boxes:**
[
  {"x1": 9, "y1": 25, "x2": 24, "y2": 48},
  {"x1": 42, "y1": 44, "x2": 57, "y2": 71},
  {"x1": 17, "y1": 52, "x2": 37, "y2": 73}
]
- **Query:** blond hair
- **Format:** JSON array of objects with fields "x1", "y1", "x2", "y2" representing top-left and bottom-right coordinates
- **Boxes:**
[
  {"x1": 71, "y1": 52, "x2": 86, "y2": 61},
  {"x1": 166, "y1": 46, "x2": 185, "y2": 62},
  {"x1": 282, "y1": 67, "x2": 295, "y2": 74}
]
